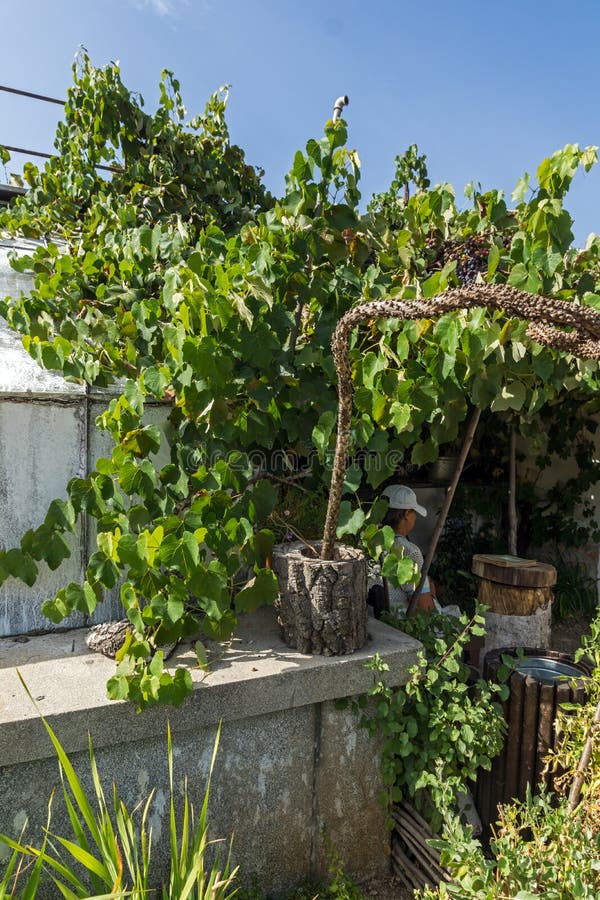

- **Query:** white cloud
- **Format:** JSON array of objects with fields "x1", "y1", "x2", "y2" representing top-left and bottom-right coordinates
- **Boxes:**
[{"x1": 133, "y1": 0, "x2": 189, "y2": 16}]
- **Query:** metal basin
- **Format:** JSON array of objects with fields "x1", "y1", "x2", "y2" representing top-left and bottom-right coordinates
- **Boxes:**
[{"x1": 516, "y1": 656, "x2": 588, "y2": 683}]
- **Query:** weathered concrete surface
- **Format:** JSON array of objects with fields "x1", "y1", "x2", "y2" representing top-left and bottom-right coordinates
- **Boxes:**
[
  {"x1": 0, "y1": 607, "x2": 421, "y2": 893},
  {"x1": 315, "y1": 701, "x2": 388, "y2": 876},
  {"x1": 0, "y1": 399, "x2": 87, "y2": 633},
  {"x1": 0, "y1": 245, "x2": 171, "y2": 635},
  {"x1": 482, "y1": 605, "x2": 552, "y2": 664}
]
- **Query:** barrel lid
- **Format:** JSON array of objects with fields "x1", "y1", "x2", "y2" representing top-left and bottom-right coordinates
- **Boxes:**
[{"x1": 472, "y1": 554, "x2": 556, "y2": 587}]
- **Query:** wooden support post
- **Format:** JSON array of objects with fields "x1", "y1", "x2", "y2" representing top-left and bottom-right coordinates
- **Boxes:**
[
  {"x1": 568, "y1": 698, "x2": 600, "y2": 810},
  {"x1": 508, "y1": 424, "x2": 518, "y2": 556},
  {"x1": 408, "y1": 406, "x2": 482, "y2": 613}
]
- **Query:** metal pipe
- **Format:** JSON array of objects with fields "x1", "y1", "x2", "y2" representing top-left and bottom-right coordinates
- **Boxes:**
[
  {"x1": 332, "y1": 95, "x2": 349, "y2": 121},
  {"x1": 0, "y1": 84, "x2": 64, "y2": 106},
  {"x1": 1, "y1": 145, "x2": 121, "y2": 174}
]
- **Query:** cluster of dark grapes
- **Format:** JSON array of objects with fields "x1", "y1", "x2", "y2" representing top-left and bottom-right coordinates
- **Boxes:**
[
  {"x1": 451, "y1": 235, "x2": 491, "y2": 285},
  {"x1": 426, "y1": 232, "x2": 511, "y2": 286}
]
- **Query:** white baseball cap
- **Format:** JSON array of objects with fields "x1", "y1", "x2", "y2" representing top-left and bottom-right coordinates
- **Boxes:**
[{"x1": 381, "y1": 484, "x2": 427, "y2": 517}]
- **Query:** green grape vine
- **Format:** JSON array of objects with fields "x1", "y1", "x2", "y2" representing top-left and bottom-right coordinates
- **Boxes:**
[{"x1": 1, "y1": 53, "x2": 599, "y2": 707}]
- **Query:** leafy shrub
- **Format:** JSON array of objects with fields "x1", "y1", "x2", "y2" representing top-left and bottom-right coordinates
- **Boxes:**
[
  {"x1": 2, "y1": 53, "x2": 600, "y2": 708},
  {"x1": 351, "y1": 608, "x2": 507, "y2": 832},
  {"x1": 419, "y1": 609, "x2": 600, "y2": 898},
  {"x1": 420, "y1": 785, "x2": 600, "y2": 899}
]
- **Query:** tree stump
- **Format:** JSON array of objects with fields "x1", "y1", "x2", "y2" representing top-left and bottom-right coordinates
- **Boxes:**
[
  {"x1": 471, "y1": 555, "x2": 556, "y2": 663},
  {"x1": 272, "y1": 541, "x2": 367, "y2": 655}
]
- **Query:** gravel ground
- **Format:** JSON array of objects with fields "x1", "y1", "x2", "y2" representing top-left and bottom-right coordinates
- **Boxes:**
[
  {"x1": 551, "y1": 612, "x2": 594, "y2": 656},
  {"x1": 358, "y1": 873, "x2": 414, "y2": 899}
]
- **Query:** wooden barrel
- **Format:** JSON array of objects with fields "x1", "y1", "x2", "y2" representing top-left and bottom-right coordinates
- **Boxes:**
[
  {"x1": 475, "y1": 647, "x2": 591, "y2": 828},
  {"x1": 471, "y1": 555, "x2": 556, "y2": 659}
]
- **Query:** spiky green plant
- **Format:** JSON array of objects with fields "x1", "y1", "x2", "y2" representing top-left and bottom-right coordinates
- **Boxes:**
[
  {"x1": 0, "y1": 673, "x2": 237, "y2": 899},
  {"x1": 163, "y1": 723, "x2": 238, "y2": 900}
]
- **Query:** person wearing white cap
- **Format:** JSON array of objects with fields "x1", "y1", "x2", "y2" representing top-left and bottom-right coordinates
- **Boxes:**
[{"x1": 380, "y1": 484, "x2": 435, "y2": 615}]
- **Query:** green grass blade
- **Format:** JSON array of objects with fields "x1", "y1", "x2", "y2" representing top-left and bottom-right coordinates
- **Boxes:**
[
  {"x1": 16, "y1": 671, "x2": 105, "y2": 852},
  {"x1": 115, "y1": 789, "x2": 153, "y2": 893},
  {"x1": 167, "y1": 722, "x2": 182, "y2": 894},
  {"x1": 51, "y1": 834, "x2": 112, "y2": 880},
  {"x1": 20, "y1": 809, "x2": 53, "y2": 900},
  {"x1": 178, "y1": 781, "x2": 190, "y2": 871},
  {"x1": 60, "y1": 776, "x2": 92, "y2": 855},
  {"x1": 51, "y1": 877, "x2": 83, "y2": 900},
  {"x1": 177, "y1": 857, "x2": 204, "y2": 900},
  {"x1": 34, "y1": 844, "x2": 89, "y2": 895},
  {"x1": 0, "y1": 848, "x2": 19, "y2": 895},
  {"x1": 200, "y1": 721, "x2": 221, "y2": 828}
]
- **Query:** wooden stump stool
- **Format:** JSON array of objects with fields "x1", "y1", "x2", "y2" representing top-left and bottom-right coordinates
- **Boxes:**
[
  {"x1": 471, "y1": 555, "x2": 556, "y2": 664},
  {"x1": 272, "y1": 541, "x2": 367, "y2": 655}
]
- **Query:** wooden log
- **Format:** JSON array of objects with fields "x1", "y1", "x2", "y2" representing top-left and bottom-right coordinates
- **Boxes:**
[
  {"x1": 482, "y1": 649, "x2": 593, "y2": 805},
  {"x1": 550, "y1": 681, "x2": 576, "y2": 792},
  {"x1": 397, "y1": 830, "x2": 446, "y2": 885},
  {"x1": 477, "y1": 579, "x2": 553, "y2": 616},
  {"x1": 391, "y1": 840, "x2": 428, "y2": 889},
  {"x1": 272, "y1": 541, "x2": 367, "y2": 655},
  {"x1": 568, "y1": 697, "x2": 600, "y2": 810},
  {"x1": 392, "y1": 804, "x2": 451, "y2": 886},
  {"x1": 389, "y1": 851, "x2": 414, "y2": 894},
  {"x1": 504, "y1": 671, "x2": 525, "y2": 803},
  {"x1": 472, "y1": 556, "x2": 556, "y2": 589},
  {"x1": 392, "y1": 807, "x2": 434, "y2": 846},
  {"x1": 489, "y1": 695, "x2": 509, "y2": 824},
  {"x1": 518, "y1": 675, "x2": 540, "y2": 797},
  {"x1": 398, "y1": 801, "x2": 434, "y2": 836},
  {"x1": 536, "y1": 682, "x2": 556, "y2": 787},
  {"x1": 476, "y1": 724, "x2": 494, "y2": 827},
  {"x1": 473, "y1": 559, "x2": 556, "y2": 658},
  {"x1": 392, "y1": 810, "x2": 444, "y2": 872}
]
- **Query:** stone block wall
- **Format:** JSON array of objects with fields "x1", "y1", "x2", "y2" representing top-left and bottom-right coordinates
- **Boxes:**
[{"x1": 0, "y1": 608, "x2": 422, "y2": 894}]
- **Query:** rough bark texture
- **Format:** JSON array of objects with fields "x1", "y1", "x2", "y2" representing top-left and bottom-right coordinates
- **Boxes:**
[
  {"x1": 481, "y1": 608, "x2": 553, "y2": 662},
  {"x1": 473, "y1": 556, "x2": 556, "y2": 655},
  {"x1": 477, "y1": 580, "x2": 554, "y2": 615},
  {"x1": 272, "y1": 542, "x2": 367, "y2": 655}
]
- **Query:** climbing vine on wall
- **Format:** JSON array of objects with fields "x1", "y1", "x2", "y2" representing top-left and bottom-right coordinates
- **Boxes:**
[{"x1": 0, "y1": 53, "x2": 599, "y2": 707}]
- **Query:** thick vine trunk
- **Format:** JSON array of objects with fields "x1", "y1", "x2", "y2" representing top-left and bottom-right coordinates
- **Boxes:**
[{"x1": 272, "y1": 542, "x2": 367, "y2": 655}]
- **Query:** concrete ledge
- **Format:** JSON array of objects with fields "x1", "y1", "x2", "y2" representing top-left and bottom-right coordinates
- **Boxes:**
[
  {"x1": 0, "y1": 607, "x2": 421, "y2": 893},
  {"x1": 0, "y1": 606, "x2": 421, "y2": 766}
]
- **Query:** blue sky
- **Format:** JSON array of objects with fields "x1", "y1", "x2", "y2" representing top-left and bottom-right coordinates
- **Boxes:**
[{"x1": 1, "y1": 0, "x2": 599, "y2": 245}]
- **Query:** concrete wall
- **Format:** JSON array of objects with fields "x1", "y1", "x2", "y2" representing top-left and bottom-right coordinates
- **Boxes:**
[
  {"x1": 0, "y1": 245, "x2": 170, "y2": 635},
  {"x1": 518, "y1": 430, "x2": 600, "y2": 594},
  {"x1": 0, "y1": 607, "x2": 422, "y2": 895}
]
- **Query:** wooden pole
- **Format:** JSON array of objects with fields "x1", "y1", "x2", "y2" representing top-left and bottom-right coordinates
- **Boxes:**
[
  {"x1": 568, "y1": 698, "x2": 600, "y2": 811},
  {"x1": 408, "y1": 406, "x2": 482, "y2": 613},
  {"x1": 508, "y1": 424, "x2": 518, "y2": 555}
]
